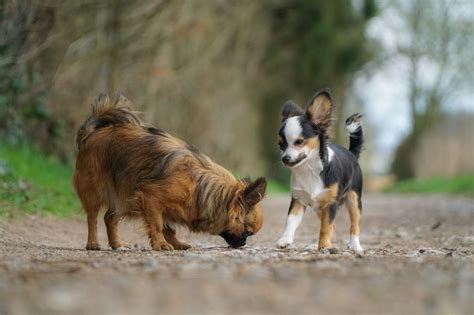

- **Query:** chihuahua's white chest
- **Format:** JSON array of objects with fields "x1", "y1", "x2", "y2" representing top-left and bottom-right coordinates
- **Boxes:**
[{"x1": 290, "y1": 158, "x2": 325, "y2": 208}]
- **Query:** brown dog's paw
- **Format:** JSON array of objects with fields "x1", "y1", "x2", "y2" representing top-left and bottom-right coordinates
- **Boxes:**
[
  {"x1": 152, "y1": 241, "x2": 174, "y2": 251},
  {"x1": 110, "y1": 241, "x2": 131, "y2": 250},
  {"x1": 86, "y1": 243, "x2": 101, "y2": 250},
  {"x1": 318, "y1": 247, "x2": 330, "y2": 254},
  {"x1": 173, "y1": 242, "x2": 192, "y2": 250}
]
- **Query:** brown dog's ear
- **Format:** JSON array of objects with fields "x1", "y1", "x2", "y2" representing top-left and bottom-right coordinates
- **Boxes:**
[
  {"x1": 242, "y1": 177, "x2": 267, "y2": 208},
  {"x1": 113, "y1": 92, "x2": 134, "y2": 109},
  {"x1": 305, "y1": 89, "x2": 333, "y2": 129},
  {"x1": 281, "y1": 101, "x2": 304, "y2": 122}
]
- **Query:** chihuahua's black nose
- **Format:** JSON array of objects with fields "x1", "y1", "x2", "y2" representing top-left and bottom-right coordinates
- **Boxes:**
[{"x1": 282, "y1": 156, "x2": 291, "y2": 164}]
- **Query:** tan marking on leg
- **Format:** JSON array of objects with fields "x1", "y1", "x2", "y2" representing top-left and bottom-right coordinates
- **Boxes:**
[
  {"x1": 289, "y1": 199, "x2": 304, "y2": 216},
  {"x1": 315, "y1": 183, "x2": 338, "y2": 210},
  {"x1": 316, "y1": 184, "x2": 338, "y2": 250},
  {"x1": 318, "y1": 206, "x2": 334, "y2": 249},
  {"x1": 345, "y1": 190, "x2": 361, "y2": 236}
]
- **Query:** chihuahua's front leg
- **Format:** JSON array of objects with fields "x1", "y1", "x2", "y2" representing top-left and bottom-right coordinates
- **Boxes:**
[
  {"x1": 277, "y1": 198, "x2": 305, "y2": 248},
  {"x1": 314, "y1": 184, "x2": 339, "y2": 250}
]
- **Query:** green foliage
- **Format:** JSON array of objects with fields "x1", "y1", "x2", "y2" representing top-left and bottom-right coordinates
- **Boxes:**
[
  {"x1": 0, "y1": 2, "x2": 61, "y2": 148},
  {"x1": 266, "y1": 179, "x2": 290, "y2": 194},
  {"x1": 386, "y1": 176, "x2": 474, "y2": 196},
  {"x1": 0, "y1": 144, "x2": 80, "y2": 217}
]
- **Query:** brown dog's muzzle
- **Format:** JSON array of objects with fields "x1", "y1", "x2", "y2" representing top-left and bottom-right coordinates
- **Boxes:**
[{"x1": 219, "y1": 231, "x2": 248, "y2": 248}]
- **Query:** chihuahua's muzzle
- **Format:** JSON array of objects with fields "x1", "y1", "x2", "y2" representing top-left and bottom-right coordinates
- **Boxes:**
[{"x1": 282, "y1": 153, "x2": 307, "y2": 167}]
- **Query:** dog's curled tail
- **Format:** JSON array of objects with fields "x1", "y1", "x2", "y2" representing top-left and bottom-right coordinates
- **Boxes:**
[
  {"x1": 76, "y1": 93, "x2": 143, "y2": 149},
  {"x1": 345, "y1": 113, "x2": 364, "y2": 159}
]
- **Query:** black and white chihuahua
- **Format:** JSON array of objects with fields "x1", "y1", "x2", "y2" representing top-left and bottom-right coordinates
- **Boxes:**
[{"x1": 276, "y1": 89, "x2": 364, "y2": 253}]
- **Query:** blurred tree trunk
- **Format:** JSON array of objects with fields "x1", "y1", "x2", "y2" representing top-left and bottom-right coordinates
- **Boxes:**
[{"x1": 103, "y1": 0, "x2": 124, "y2": 93}]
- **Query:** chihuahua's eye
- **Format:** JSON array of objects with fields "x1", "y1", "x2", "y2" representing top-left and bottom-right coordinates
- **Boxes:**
[{"x1": 294, "y1": 139, "x2": 304, "y2": 146}]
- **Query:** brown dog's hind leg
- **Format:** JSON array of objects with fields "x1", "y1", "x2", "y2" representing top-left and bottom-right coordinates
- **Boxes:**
[
  {"x1": 85, "y1": 204, "x2": 101, "y2": 250},
  {"x1": 104, "y1": 209, "x2": 129, "y2": 250},
  {"x1": 164, "y1": 226, "x2": 191, "y2": 250}
]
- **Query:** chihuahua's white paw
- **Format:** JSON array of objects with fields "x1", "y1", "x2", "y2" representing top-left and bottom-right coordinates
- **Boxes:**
[
  {"x1": 347, "y1": 235, "x2": 364, "y2": 253},
  {"x1": 277, "y1": 235, "x2": 293, "y2": 249}
]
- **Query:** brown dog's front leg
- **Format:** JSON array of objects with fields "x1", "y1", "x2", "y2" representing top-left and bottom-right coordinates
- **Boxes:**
[
  {"x1": 140, "y1": 194, "x2": 174, "y2": 251},
  {"x1": 164, "y1": 226, "x2": 191, "y2": 250},
  {"x1": 147, "y1": 216, "x2": 174, "y2": 251}
]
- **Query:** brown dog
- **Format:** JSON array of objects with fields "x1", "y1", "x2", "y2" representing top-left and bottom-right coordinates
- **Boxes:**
[{"x1": 73, "y1": 94, "x2": 266, "y2": 250}]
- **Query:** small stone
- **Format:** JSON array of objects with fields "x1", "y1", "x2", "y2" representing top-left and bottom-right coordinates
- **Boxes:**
[
  {"x1": 328, "y1": 248, "x2": 338, "y2": 255},
  {"x1": 396, "y1": 230, "x2": 409, "y2": 239},
  {"x1": 318, "y1": 248, "x2": 330, "y2": 255}
]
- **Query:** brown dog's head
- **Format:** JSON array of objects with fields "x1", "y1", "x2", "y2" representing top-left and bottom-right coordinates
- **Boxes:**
[{"x1": 219, "y1": 177, "x2": 267, "y2": 248}]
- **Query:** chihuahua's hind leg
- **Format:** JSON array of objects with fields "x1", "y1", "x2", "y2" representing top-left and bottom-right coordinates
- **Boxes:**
[
  {"x1": 104, "y1": 209, "x2": 130, "y2": 250},
  {"x1": 164, "y1": 225, "x2": 191, "y2": 250},
  {"x1": 277, "y1": 199, "x2": 305, "y2": 248},
  {"x1": 345, "y1": 190, "x2": 363, "y2": 253}
]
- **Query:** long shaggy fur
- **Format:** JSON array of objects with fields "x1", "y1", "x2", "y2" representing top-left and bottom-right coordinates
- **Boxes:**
[{"x1": 73, "y1": 94, "x2": 266, "y2": 250}]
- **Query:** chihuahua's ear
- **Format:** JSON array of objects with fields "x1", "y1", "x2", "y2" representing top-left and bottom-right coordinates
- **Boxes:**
[
  {"x1": 281, "y1": 101, "x2": 304, "y2": 122},
  {"x1": 242, "y1": 177, "x2": 267, "y2": 208},
  {"x1": 305, "y1": 89, "x2": 333, "y2": 129}
]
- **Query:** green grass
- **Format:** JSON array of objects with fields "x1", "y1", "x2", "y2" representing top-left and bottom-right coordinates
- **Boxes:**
[
  {"x1": 266, "y1": 178, "x2": 289, "y2": 194},
  {"x1": 386, "y1": 175, "x2": 474, "y2": 196},
  {"x1": 0, "y1": 144, "x2": 79, "y2": 217}
]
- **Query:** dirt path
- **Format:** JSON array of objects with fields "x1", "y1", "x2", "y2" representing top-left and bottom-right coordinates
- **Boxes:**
[{"x1": 0, "y1": 193, "x2": 473, "y2": 315}]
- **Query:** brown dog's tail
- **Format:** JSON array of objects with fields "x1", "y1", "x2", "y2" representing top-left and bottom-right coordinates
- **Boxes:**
[{"x1": 76, "y1": 93, "x2": 143, "y2": 149}]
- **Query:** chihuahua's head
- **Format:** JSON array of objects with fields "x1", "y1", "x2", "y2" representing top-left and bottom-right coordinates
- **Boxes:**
[{"x1": 278, "y1": 89, "x2": 333, "y2": 168}]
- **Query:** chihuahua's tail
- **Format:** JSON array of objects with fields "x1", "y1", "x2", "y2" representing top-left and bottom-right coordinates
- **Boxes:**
[
  {"x1": 76, "y1": 93, "x2": 143, "y2": 150},
  {"x1": 345, "y1": 113, "x2": 364, "y2": 159}
]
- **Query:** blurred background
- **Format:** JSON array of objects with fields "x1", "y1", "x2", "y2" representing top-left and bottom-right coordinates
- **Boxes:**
[{"x1": 0, "y1": 0, "x2": 473, "y2": 216}]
